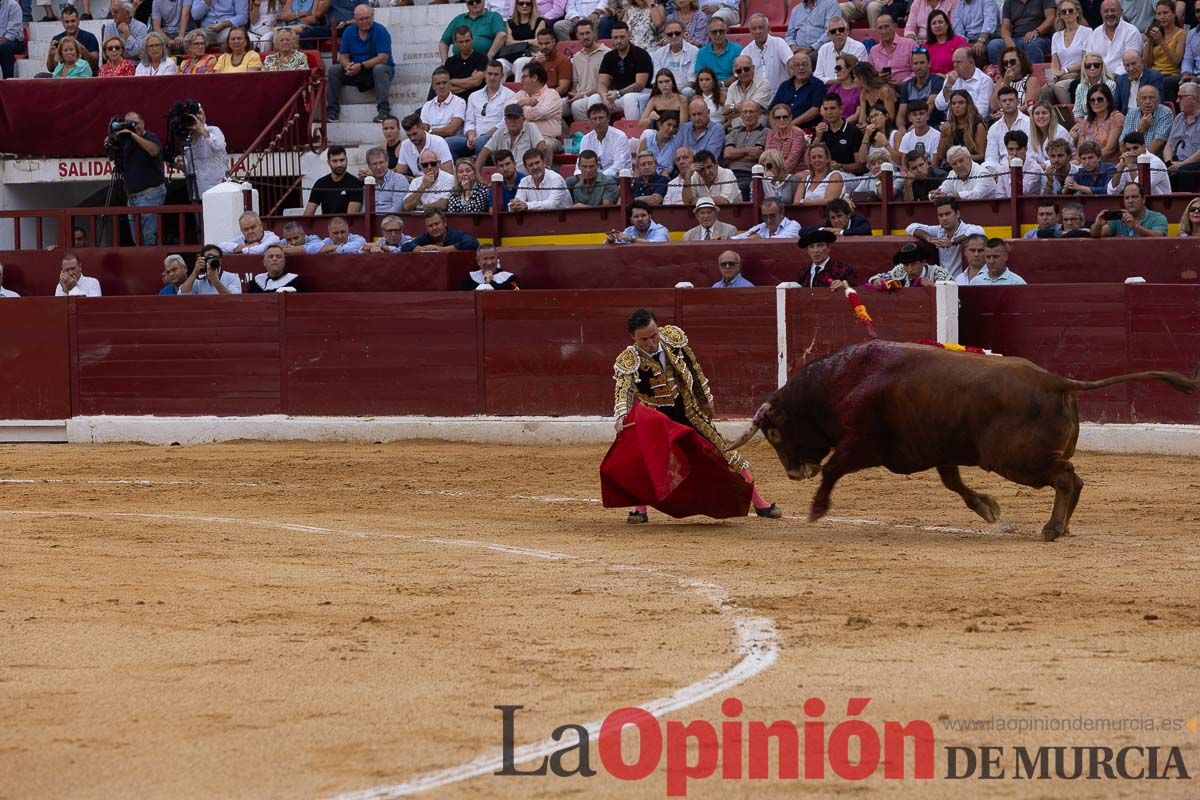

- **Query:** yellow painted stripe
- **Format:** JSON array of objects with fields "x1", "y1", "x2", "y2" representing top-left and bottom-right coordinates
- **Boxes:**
[{"x1": 888, "y1": 226, "x2": 1014, "y2": 238}]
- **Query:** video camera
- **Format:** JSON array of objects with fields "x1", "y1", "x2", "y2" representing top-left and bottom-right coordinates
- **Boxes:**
[
  {"x1": 168, "y1": 99, "x2": 203, "y2": 140},
  {"x1": 104, "y1": 115, "x2": 137, "y2": 165}
]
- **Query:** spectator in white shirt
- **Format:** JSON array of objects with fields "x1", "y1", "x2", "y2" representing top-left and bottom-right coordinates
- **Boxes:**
[
  {"x1": 218, "y1": 211, "x2": 282, "y2": 254},
  {"x1": 933, "y1": 144, "x2": 999, "y2": 199},
  {"x1": 554, "y1": 0, "x2": 605, "y2": 41},
  {"x1": 304, "y1": 216, "x2": 367, "y2": 255},
  {"x1": 465, "y1": 60, "x2": 516, "y2": 157},
  {"x1": 510, "y1": 149, "x2": 573, "y2": 210},
  {"x1": 0, "y1": 263, "x2": 19, "y2": 298},
  {"x1": 423, "y1": 67, "x2": 470, "y2": 159},
  {"x1": 577, "y1": 103, "x2": 631, "y2": 177},
  {"x1": 724, "y1": 56, "x2": 773, "y2": 126},
  {"x1": 994, "y1": 130, "x2": 1045, "y2": 197},
  {"x1": 904, "y1": 196, "x2": 987, "y2": 276},
  {"x1": 181, "y1": 245, "x2": 241, "y2": 295},
  {"x1": 899, "y1": 99, "x2": 941, "y2": 157},
  {"x1": 1109, "y1": 130, "x2": 1171, "y2": 195},
  {"x1": 935, "y1": 47, "x2": 994, "y2": 119},
  {"x1": 402, "y1": 149, "x2": 457, "y2": 212},
  {"x1": 682, "y1": 149, "x2": 742, "y2": 205},
  {"x1": 733, "y1": 198, "x2": 802, "y2": 238},
  {"x1": 741, "y1": 12, "x2": 793, "y2": 91},
  {"x1": 182, "y1": 104, "x2": 229, "y2": 198},
  {"x1": 1086, "y1": 0, "x2": 1142, "y2": 76},
  {"x1": 813, "y1": 16, "x2": 867, "y2": 83},
  {"x1": 984, "y1": 85, "x2": 1031, "y2": 169},
  {"x1": 54, "y1": 253, "x2": 102, "y2": 297},
  {"x1": 364, "y1": 146, "x2": 410, "y2": 214},
  {"x1": 663, "y1": 146, "x2": 695, "y2": 204},
  {"x1": 652, "y1": 21, "x2": 699, "y2": 97},
  {"x1": 399, "y1": 114, "x2": 454, "y2": 178},
  {"x1": 700, "y1": 0, "x2": 740, "y2": 27}
]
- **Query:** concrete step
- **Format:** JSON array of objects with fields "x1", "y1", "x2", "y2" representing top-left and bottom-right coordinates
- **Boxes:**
[{"x1": 325, "y1": 121, "x2": 384, "y2": 148}]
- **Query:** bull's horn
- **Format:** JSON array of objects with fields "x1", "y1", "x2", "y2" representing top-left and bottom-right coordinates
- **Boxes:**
[{"x1": 724, "y1": 424, "x2": 760, "y2": 452}]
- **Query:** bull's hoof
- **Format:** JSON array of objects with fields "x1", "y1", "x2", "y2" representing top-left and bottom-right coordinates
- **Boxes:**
[
  {"x1": 971, "y1": 494, "x2": 1002, "y2": 523},
  {"x1": 808, "y1": 503, "x2": 829, "y2": 523},
  {"x1": 1041, "y1": 525, "x2": 1061, "y2": 542}
]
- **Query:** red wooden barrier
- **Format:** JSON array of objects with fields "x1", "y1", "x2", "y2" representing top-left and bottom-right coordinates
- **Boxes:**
[
  {"x1": 4, "y1": 288, "x2": 1195, "y2": 423},
  {"x1": 959, "y1": 285, "x2": 1200, "y2": 424},
  {"x1": 283, "y1": 293, "x2": 479, "y2": 416},
  {"x1": 0, "y1": 298, "x2": 70, "y2": 419},
  {"x1": 479, "y1": 289, "x2": 677, "y2": 415},
  {"x1": 73, "y1": 296, "x2": 284, "y2": 416},
  {"x1": 785, "y1": 286, "x2": 938, "y2": 380}
]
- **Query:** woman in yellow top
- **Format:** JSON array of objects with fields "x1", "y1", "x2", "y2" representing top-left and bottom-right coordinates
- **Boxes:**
[
  {"x1": 214, "y1": 27, "x2": 263, "y2": 72},
  {"x1": 1144, "y1": 0, "x2": 1183, "y2": 88}
]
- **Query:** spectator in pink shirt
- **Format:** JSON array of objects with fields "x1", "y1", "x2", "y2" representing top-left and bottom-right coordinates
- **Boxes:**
[
  {"x1": 905, "y1": 0, "x2": 959, "y2": 42},
  {"x1": 867, "y1": 14, "x2": 916, "y2": 83}
]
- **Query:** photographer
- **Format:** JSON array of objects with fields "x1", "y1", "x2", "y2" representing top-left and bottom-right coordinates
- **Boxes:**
[
  {"x1": 180, "y1": 244, "x2": 243, "y2": 294},
  {"x1": 112, "y1": 112, "x2": 168, "y2": 245},
  {"x1": 176, "y1": 103, "x2": 229, "y2": 198}
]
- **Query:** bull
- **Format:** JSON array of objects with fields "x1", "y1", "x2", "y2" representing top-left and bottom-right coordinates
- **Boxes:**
[{"x1": 726, "y1": 341, "x2": 1198, "y2": 541}]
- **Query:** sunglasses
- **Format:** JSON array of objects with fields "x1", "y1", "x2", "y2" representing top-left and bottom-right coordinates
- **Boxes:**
[
  {"x1": 664, "y1": 30, "x2": 681, "y2": 36},
  {"x1": 718, "y1": 261, "x2": 739, "y2": 267},
  {"x1": 829, "y1": 27, "x2": 846, "y2": 33},
  {"x1": 912, "y1": 46, "x2": 928, "y2": 54},
  {"x1": 1003, "y1": 59, "x2": 1017, "y2": 66},
  {"x1": 1089, "y1": 95, "x2": 1106, "y2": 102},
  {"x1": 710, "y1": 28, "x2": 726, "y2": 34},
  {"x1": 1084, "y1": 62, "x2": 1102, "y2": 68},
  {"x1": 106, "y1": 44, "x2": 124, "y2": 50},
  {"x1": 382, "y1": 227, "x2": 403, "y2": 233},
  {"x1": 420, "y1": 161, "x2": 439, "y2": 167},
  {"x1": 835, "y1": 64, "x2": 846, "y2": 71},
  {"x1": 772, "y1": 114, "x2": 790, "y2": 120},
  {"x1": 1060, "y1": 6, "x2": 1076, "y2": 11},
  {"x1": 734, "y1": 66, "x2": 751, "y2": 74}
]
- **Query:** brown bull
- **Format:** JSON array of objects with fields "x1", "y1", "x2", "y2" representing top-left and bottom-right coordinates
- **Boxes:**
[{"x1": 727, "y1": 341, "x2": 1198, "y2": 541}]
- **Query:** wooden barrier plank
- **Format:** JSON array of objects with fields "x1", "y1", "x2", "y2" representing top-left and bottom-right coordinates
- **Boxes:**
[
  {"x1": 0, "y1": 298, "x2": 70, "y2": 420},
  {"x1": 74, "y1": 296, "x2": 283, "y2": 415},
  {"x1": 283, "y1": 293, "x2": 480, "y2": 416},
  {"x1": 677, "y1": 288, "x2": 779, "y2": 416},
  {"x1": 481, "y1": 289, "x2": 676, "y2": 415}
]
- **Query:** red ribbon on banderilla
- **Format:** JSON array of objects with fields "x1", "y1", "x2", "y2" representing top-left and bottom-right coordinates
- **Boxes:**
[{"x1": 844, "y1": 285, "x2": 878, "y2": 338}]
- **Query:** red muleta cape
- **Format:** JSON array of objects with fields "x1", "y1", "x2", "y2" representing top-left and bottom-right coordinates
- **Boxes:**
[{"x1": 599, "y1": 404, "x2": 753, "y2": 519}]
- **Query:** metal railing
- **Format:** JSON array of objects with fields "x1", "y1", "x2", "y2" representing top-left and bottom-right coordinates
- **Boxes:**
[
  {"x1": 226, "y1": 67, "x2": 329, "y2": 217},
  {"x1": 0, "y1": 204, "x2": 204, "y2": 250}
]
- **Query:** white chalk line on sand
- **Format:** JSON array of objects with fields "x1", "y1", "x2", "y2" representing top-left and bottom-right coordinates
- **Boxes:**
[
  {"x1": 0, "y1": 509, "x2": 779, "y2": 799},
  {"x1": 3, "y1": 478, "x2": 1000, "y2": 536}
]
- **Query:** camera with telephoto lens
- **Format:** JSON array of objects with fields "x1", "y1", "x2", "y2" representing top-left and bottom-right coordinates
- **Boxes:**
[
  {"x1": 104, "y1": 115, "x2": 137, "y2": 162},
  {"x1": 168, "y1": 99, "x2": 203, "y2": 140}
]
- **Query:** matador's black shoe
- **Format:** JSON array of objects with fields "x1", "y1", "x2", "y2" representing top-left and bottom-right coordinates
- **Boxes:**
[
  {"x1": 627, "y1": 510, "x2": 649, "y2": 524},
  {"x1": 755, "y1": 504, "x2": 783, "y2": 519}
]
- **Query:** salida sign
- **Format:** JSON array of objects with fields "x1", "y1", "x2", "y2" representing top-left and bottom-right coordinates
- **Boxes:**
[{"x1": 58, "y1": 159, "x2": 115, "y2": 178}]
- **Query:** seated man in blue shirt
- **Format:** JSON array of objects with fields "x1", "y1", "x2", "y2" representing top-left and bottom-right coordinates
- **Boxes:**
[
  {"x1": 401, "y1": 209, "x2": 481, "y2": 252},
  {"x1": 713, "y1": 250, "x2": 754, "y2": 287},
  {"x1": 606, "y1": 200, "x2": 671, "y2": 243},
  {"x1": 770, "y1": 52, "x2": 825, "y2": 128},
  {"x1": 677, "y1": 98, "x2": 725, "y2": 164},
  {"x1": 1063, "y1": 141, "x2": 1114, "y2": 195},
  {"x1": 327, "y1": 4, "x2": 394, "y2": 123},
  {"x1": 491, "y1": 149, "x2": 525, "y2": 210},
  {"x1": 631, "y1": 152, "x2": 669, "y2": 204},
  {"x1": 968, "y1": 238, "x2": 1027, "y2": 285}
]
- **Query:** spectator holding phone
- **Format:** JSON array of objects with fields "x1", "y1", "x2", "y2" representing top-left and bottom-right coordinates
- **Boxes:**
[{"x1": 1089, "y1": 181, "x2": 1168, "y2": 237}]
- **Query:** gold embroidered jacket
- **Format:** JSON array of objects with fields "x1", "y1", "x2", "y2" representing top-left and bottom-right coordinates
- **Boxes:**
[{"x1": 612, "y1": 325, "x2": 713, "y2": 419}]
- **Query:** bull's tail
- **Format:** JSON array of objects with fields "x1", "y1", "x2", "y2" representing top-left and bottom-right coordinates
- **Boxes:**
[{"x1": 1063, "y1": 370, "x2": 1199, "y2": 395}]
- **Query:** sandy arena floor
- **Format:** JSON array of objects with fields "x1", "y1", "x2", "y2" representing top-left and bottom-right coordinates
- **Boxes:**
[{"x1": 1, "y1": 441, "x2": 1198, "y2": 799}]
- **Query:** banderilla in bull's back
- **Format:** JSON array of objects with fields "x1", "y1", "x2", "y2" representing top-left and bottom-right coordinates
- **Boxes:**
[{"x1": 726, "y1": 340, "x2": 1198, "y2": 541}]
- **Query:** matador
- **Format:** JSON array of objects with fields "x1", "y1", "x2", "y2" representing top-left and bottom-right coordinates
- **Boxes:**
[{"x1": 612, "y1": 308, "x2": 783, "y2": 524}]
